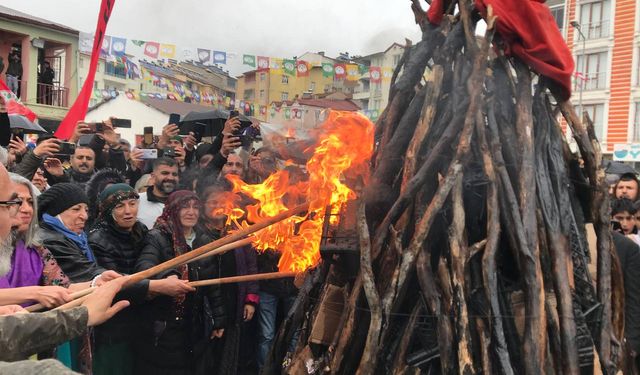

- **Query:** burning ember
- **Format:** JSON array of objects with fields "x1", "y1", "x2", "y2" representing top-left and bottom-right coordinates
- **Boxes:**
[{"x1": 224, "y1": 111, "x2": 374, "y2": 272}]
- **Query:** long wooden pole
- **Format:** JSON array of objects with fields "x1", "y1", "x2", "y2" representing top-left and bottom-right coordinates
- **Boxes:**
[
  {"x1": 188, "y1": 272, "x2": 297, "y2": 287},
  {"x1": 25, "y1": 287, "x2": 96, "y2": 312}
]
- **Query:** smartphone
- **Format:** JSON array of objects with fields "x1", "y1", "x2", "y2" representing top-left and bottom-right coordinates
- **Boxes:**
[
  {"x1": 163, "y1": 147, "x2": 176, "y2": 158},
  {"x1": 611, "y1": 220, "x2": 623, "y2": 233},
  {"x1": 58, "y1": 142, "x2": 76, "y2": 155},
  {"x1": 112, "y1": 118, "x2": 132, "y2": 128},
  {"x1": 180, "y1": 122, "x2": 205, "y2": 143},
  {"x1": 143, "y1": 127, "x2": 154, "y2": 146},
  {"x1": 168, "y1": 113, "x2": 180, "y2": 125},
  {"x1": 229, "y1": 110, "x2": 239, "y2": 119},
  {"x1": 87, "y1": 122, "x2": 104, "y2": 133},
  {"x1": 140, "y1": 149, "x2": 158, "y2": 160}
]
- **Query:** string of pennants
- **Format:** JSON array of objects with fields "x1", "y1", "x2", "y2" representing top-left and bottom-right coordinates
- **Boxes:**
[{"x1": 79, "y1": 32, "x2": 395, "y2": 83}]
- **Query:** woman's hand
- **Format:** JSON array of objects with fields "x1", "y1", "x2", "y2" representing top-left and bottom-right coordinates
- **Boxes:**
[
  {"x1": 149, "y1": 276, "x2": 195, "y2": 297},
  {"x1": 94, "y1": 270, "x2": 123, "y2": 286},
  {"x1": 34, "y1": 286, "x2": 73, "y2": 308},
  {"x1": 243, "y1": 304, "x2": 255, "y2": 321}
]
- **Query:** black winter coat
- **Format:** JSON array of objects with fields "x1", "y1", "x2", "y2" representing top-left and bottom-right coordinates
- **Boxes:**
[
  {"x1": 134, "y1": 228, "x2": 227, "y2": 373},
  {"x1": 612, "y1": 232, "x2": 640, "y2": 354},
  {"x1": 39, "y1": 222, "x2": 105, "y2": 283},
  {"x1": 89, "y1": 221, "x2": 150, "y2": 345}
]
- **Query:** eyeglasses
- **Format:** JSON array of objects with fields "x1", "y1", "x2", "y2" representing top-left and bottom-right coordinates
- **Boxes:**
[{"x1": 0, "y1": 199, "x2": 23, "y2": 217}]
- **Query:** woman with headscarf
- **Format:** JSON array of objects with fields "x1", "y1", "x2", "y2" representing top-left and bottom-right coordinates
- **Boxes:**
[
  {"x1": 197, "y1": 183, "x2": 259, "y2": 374},
  {"x1": 135, "y1": 190, "x2": 227, "y2": 374},
  {"x1": 88, "y1": 183, "x2": 195, "y2": 375}
]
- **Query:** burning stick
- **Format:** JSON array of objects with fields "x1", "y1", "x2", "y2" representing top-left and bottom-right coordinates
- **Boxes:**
[
  {"x1": 25, "y1": 287, "x2": 96, "y2": 313},
  {"x1": 188, "y1": 272, "x2": 297, "y2": 287}
]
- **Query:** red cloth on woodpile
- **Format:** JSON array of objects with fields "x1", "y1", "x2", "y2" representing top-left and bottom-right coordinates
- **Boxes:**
[{"x1": 426, "y1": 0, "x2": 574, "y2": 101}]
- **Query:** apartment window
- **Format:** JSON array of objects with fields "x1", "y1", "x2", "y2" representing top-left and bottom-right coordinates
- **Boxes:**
[
  {"x1": 282, "y1": 75, "x2": 289, "y2": 84},
  {"x1": 579, "y1": 0, "x2": 611, "y2": 40},
  {"x1": 243, "y1": 89, "x2": 254, "y2": 100},
  {"x1": 549, "y1": 5, "x2": 565, "y2": 33},
  {"x1": 282, "y1": 92, "x2": 289, "y2": 101},
  {"x1": 260, "y1": 89, "x2": 265, "y2": 99},
  {"x1": 260, "y1": 73, "x2": 266, "y2": 81},
  {"x1": 576, "y1": 51, "x2": 608, "y2": 90},
  {"x1": 634, "y1": 103, "x2": 640, "y2": 141},
  {"x1": 310, "y1": 82, "x2": 316, "y2": 91},
  {"x1": 581, "y1": 103, "x2": 605, "y2": 141}
]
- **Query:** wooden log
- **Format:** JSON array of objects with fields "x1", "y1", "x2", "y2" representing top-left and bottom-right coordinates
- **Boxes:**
[
  {"x1": 187, "y1": 272, "x2": 297, "y2": 287},
  {"x1": 514, "y1": 60, "x2": 547, "y2": 375},
  {"x1": 356, "y1": 202, "x2": 382, "y2": 375},
  {"x1": 391, "y1": 300, "x2": 422, "y2": 375}
]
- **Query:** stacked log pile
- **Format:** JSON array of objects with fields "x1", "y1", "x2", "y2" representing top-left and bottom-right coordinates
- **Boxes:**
[{"x1": 264, "y1": 1, "x2": 624, "y2": 374}]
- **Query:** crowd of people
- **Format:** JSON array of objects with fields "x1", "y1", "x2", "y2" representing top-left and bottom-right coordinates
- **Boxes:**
[{"x1": 0, "y1": 96, "x2": 301, "y2": 374}]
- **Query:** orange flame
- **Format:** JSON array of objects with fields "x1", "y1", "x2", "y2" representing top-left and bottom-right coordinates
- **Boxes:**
[{"x1": 224, "y1": 111, "x2": 374, "y2": 272}]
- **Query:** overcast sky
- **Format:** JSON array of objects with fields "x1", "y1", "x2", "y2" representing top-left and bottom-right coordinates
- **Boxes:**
[{"x1": 1, "y1": 0, "x2": 424, "y2": 76}]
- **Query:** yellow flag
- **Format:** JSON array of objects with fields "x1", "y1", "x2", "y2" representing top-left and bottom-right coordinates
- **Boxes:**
[
  {"x1": 160, "y1": 44, "x2": 176, "y2": 59},
  {"x1": 270, "y1": 58, "x2": 283, "y2": 75},
  {"x1": 382, "y1": 67, "x2": 394, "y2": 82},
  {"x1": 346, "y1": 64, "x2": 359, "y2": 81}
]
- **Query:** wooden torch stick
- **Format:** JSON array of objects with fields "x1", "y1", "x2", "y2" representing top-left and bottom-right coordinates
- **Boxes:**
[
  {"x1": 188, "y1": 271, "x2": 297, "y2": 287},
  {"x1": 25, "y1": 287, "x2": 97, "y2": 312},
  {"x1": 50, "y1": 203, "x2": 308, "y2": 312},
  {"x1": 127, "y1": 203, "x2": 308, "y2": 285}
]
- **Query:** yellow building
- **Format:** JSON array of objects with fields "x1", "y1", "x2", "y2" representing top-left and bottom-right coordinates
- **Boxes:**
[
  {"x1": 237, "y1": 52, "x2": 356, "y2": 121},
  {"x1": 0, "y1": 5, "x2": 78, "y2": 129}
]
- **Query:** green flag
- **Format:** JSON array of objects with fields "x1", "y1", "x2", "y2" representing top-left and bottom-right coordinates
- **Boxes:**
[
  {"x1": 131, "y1": 40, "x2": 145, "y2": 47},
  {"x1": 321, "y1": 63, "x2": 334, "y2": 78},
  {"x1": 243, "y1": 55, "x2": 256, "y2": 67},
  {"x1": 358, "y1": 64, "x2": 368, "y2": 75},
  {"x1": 283, "y1": 59, "x2": 296, "y2": 76}
]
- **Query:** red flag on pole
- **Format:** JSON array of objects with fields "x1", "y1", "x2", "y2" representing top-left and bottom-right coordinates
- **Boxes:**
[{"x1": 55, "y1": 0, "x2": 115, "y2": 139}]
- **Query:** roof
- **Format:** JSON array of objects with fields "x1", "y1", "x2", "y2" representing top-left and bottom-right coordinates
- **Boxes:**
[
  {"x1": 141, "y1": 97, "x2": 225, "y2": 116},
  {"x1": 297, "y1": 98, "x2": 360, "y2": 111},
  {"x1": 0, "y1": 5, "x2": 78, "y2": 35}
]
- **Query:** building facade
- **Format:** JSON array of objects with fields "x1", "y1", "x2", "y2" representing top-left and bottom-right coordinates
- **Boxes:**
[
  {"x1": 0, "y1": 5, "x2": 78, "y2": 128},
  {"x1": 550, "y1": 0, "x2": 638, "y2": 153}
]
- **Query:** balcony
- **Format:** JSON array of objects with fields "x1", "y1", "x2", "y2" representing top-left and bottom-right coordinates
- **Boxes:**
[
  {"x1": 583, "y1": 20, "x2": 610, "y2": 40},
  {"x1": 36, "y1": 82, "x2": 68, "y2": 107}
]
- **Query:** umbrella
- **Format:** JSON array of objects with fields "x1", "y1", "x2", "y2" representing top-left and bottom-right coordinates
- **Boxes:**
[
  {"x1": 181, "y1": 109, "x2": 252, "y2": 137},
  {"x1": 8, "y1": 114, "x2": 47, "y2": 133},
  {"x1": 605, "y1": 161, "x2": 636, "y2": 176}
]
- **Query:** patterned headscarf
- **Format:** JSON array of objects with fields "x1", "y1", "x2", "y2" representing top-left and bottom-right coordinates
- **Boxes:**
[
  {"x1": 154, "y1": 190, "x2": 200, "y2": 317},
  {"x1": 96, "y1": 183, "x2": 139, "y2": 226}
]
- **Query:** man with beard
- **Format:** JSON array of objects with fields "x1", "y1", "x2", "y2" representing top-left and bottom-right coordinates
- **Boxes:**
[
  {"x1": 0, "y1": 163, "x2": 131, "y2": 374},
  {"x1": 137, "y1": 157, "x2": 179, "y2": 228}
]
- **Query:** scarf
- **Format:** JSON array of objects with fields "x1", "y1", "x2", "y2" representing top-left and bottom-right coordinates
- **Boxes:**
[{"x1": 42, "y1": 213, "x2": 95, "y2": 262}]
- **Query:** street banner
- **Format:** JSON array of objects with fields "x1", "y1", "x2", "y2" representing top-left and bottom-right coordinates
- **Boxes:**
[
  {"x1": 100, "y1": 35, "x2": 111, "y2": 57},
  {"x1": 198, "y1": 49, "x2": 211, "y2": 64},
  {"x1": 257, "y1": 56, "x2": 270, "y2": 71},
  {"x1": 370, "y1": 66, "x2": 382, "y2": 83},
  {"x1": 160, "y1": 44, "x2": 176, "y2": 59},
  {"x1": 334, "y1": 63, "x2": 346, "y2": 80},
  {"x1": 110, "y1": 37, "x2": 127, "y2": 56},
  {"x1": 55, "y1": 0, "x2": 115, "y2": 140},
  {"x1": 346, "y1": 64, "x2": 359, "y2": 81},
  {"x1": 144, "y1": 42, "x2": 160, "y2": 59}
]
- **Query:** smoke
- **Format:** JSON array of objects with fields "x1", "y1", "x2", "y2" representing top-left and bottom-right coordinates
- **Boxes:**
[{"x1": 360, "y1": 27, "x2": 422, "y2": 56}]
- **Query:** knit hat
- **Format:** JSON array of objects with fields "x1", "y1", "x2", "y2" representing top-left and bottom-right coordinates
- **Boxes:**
[
  {"x1": 97, "y1": 183, "x2": 139, "y2": 222},
  {"x1": 38, "y1": 183, "x2": 89, "y2": 219}
]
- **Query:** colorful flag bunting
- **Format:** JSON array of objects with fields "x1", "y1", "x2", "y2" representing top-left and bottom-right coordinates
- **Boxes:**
[
  {"x1": 243, "y1": 55, "x2": 256, "y2": 67},
  {"x1": 370, "y1": 66, "x2": 382, "y2": 83},
  {"x1": 334, "y1": 63, "x2": 347, "y2": 80},
  {"x1": 257, "y1": 56, "x2": 270, "y2": 71},
  {"x1": 213, "y1": 51, "x2": 227, "y2": 64},
  {"x1": 159, "y1": 44, "x2": 176, "y2": 59},
  {"x1": 131, "y1": 39, "x2": 145, "y2": 47},
  {"x1": 270, "y1": 58, "x2": 283, "y2": 75},
  {"x1": 296, "y1": 60, "x2": 309, "y2": 77},
  {"x1": 101, "y1": 35, "x2": 111, "y2": 56},
  {"x1": 321, "y1": 63, "x2": 334, "y2": 78},
  {"x1": 144, "y1": 42, "x2": 160, "y2": 59},
  {"x1": 382, "y1": 67, "x2": 393, "y2": 82},
  {"x1": 197, "y1": 49, "x2": 211, "y2": 64},
  {"x1": 283, "y1": 59, "x2": 296, "y2": 76},
  {"x1": 358, "y1": 64, "x2": 368, "y2": 75},
  {"x1": 346, "y1": 64, "x2": 359, "y2": 81},
  {"x1": 110, "y1": 37, "x2": 127, "y2": 56}
]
